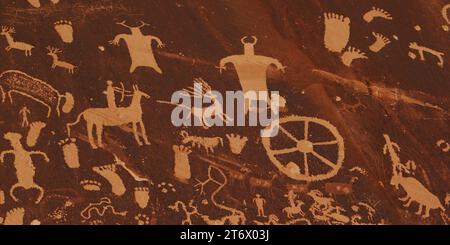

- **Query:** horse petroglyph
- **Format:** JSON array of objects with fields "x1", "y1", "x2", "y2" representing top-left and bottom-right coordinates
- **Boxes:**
[{"x1": 67, "y1": 85, "x2": 150, "y2": 149}]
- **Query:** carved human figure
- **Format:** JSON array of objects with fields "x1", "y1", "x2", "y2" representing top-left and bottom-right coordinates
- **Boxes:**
[
  {"x1": 102, "y1": 80, "x2": 130, "y2": 109},
  {"x1": 19, "y1": 106, "x2": 30, "y2": 128},
  {"x1": 66, "y1": 85, "x2": 150, "y2": 149},
  {"x1": 282, "y1": 190, "x2": 305, "y2": 219},
  {"x1": 0, "y1": 132, "x2": 49, "y2": 204},
  {"x1": 109, "y1": 21, "x2": 165, "y2": 73},
  {"x1": 219, "y1": 36, "x2": 285, "y2": 111},
  {"x1": 252, "y1": 194, "x2": 266, "y2": 217}
]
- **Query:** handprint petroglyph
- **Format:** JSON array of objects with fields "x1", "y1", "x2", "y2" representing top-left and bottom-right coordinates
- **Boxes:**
[
  {"x1": 341, "y1": 46, "x2": 368, "y2": 67},
  {"x1": 369, "y1": 32, "x2": 391, "y2": 53}
]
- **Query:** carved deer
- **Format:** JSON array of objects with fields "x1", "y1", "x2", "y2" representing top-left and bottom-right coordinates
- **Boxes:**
[
  {"x1": 0, "y1": 26, "x2": 34, "y2": 56},
  {"x1": 46, "y1": 46, "x2": 76, "y2": 74},
  {"x1": 383, "y1": 134, "x2": 446, "y2": 219}
]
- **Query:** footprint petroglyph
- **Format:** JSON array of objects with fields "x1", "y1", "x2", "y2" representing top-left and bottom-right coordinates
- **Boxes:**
[
  {"x1": 323, "y1": 13, "x2": 351, "y2": 53},
  {"x1": 363, "y1": 7, "x2": 393, "y2": 23},
  {"x1": 54, "y1": 20, "x2": 74, "y2": 44},
  {"x1": 80, "y1": 179, "x2": 102, "y2": 192},
  {"x1": 3, "y1": 207, "x2": 25, "y2": 225},
  {"x1": 92, "y1": 164, "x2": 126, "y2": 197},
  {"x1": 134, "y1": 187, "x2": 150, "y2": 209}
]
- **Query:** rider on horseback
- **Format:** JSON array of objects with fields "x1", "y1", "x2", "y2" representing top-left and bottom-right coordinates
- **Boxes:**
[{"x1": 103, "y1": 80, "x2": 130, "y2": 109}]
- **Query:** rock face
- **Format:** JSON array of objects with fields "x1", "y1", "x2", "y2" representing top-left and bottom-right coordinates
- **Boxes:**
[{"x1": 0, "y1": 0, "x2": 448, "y2": 224}]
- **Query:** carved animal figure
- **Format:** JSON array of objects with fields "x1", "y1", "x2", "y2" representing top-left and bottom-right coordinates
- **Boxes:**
[
  {"x1": 0, "y1": 26, "x2": 34, "y2": 56},
  {"x1": 0, "y1": 70, "x2": 74, "y2": 117},
  {"x1": 180, "y1": 130, "x2": 223, "y2": 154},
  {"x1": 248, "y1": 173, "x2": 278, "y2": 196},
  {"x1": 383, "y1": 134, "x2": 446, "y2": 218},
  {"x1": 283, "y1": 190, "x2": 305, "y2": 218},
  {"x1": 408, "y1": 42, "x2": 445, "y2": 67},
  {"x1": 283, "y1": 201, "x2": 305, "y2": 219},
  {"x1": 46, "y1": 46, "x2": 76, "y2": 74},
  {"x1": 66, "y1": 85, "x2": 150, "y2": 149}
]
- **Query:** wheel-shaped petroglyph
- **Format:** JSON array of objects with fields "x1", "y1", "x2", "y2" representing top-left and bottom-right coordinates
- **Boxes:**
[{"x1": 262, "y1": 116, "x2": 344, "y2": 182}]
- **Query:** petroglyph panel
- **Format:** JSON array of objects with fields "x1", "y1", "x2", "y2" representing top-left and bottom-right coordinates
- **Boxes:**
[{"x1": 0, "y1": 0, "x2": 448, "y2": 225}]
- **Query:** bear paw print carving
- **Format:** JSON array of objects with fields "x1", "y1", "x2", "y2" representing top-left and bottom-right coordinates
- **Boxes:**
[{"x1": 54, "y1": 20, "x2": 73, "y2": 43}]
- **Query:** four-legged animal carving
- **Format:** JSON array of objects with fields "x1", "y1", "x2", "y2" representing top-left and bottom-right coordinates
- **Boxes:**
[
  {"x1": 282, "y1": 190, "x2": 305, "y2": 218},
  {"x1": 408, "y1": 42, "x2": 445, "y2": 67},
  {"x1": 67, "y1": 85, "x2": 150, "y2": 149},
  {"x1": 0, "y1": 132, "x2": 48, "y2": 204},
  {"x1": 0, "y1": 70, "x2": 74, "y2": 118},
  {"x1": 180, "y1": 130, "x2": 223, "y2": 154},
  {"x1": 0, "y1": 26, "x2": 34, "y2": 56},
  {"x1": 383, "y1": 134, "x2": 446, "y2": 218},
  {"x1": 46, "y1": 46, "x2": 77, "y2": 74}
]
